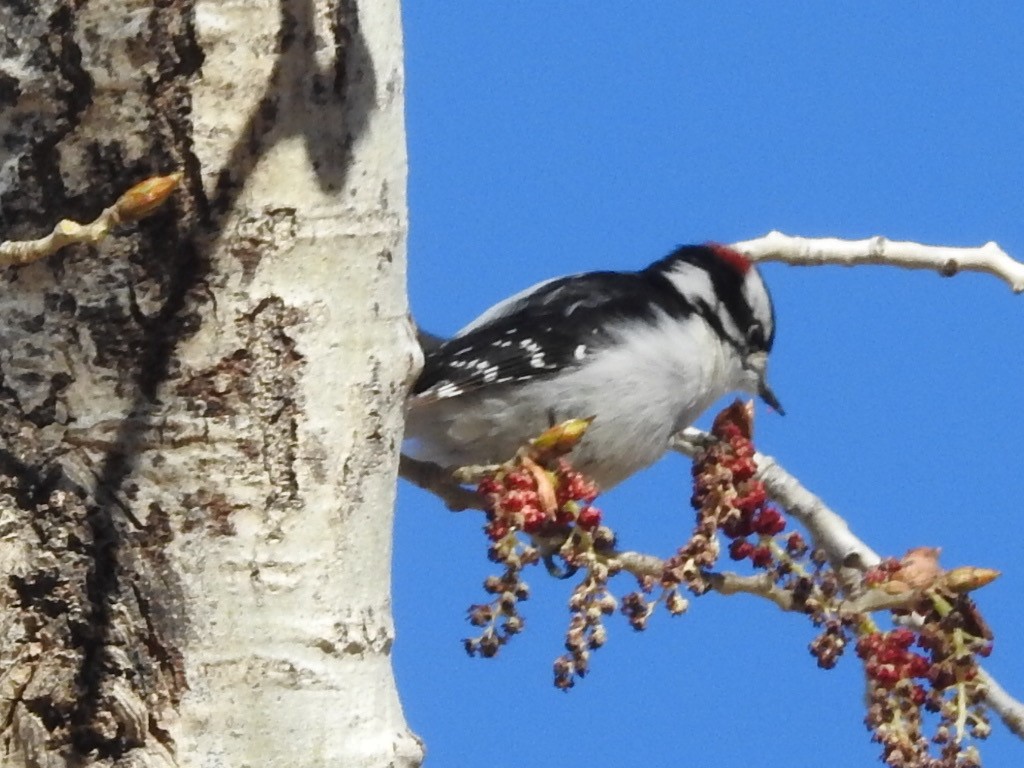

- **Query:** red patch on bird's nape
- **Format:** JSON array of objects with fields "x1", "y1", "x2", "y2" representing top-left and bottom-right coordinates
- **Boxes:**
[{"x1": 707, "y1": 242, "x2": 752, "y2": 275}]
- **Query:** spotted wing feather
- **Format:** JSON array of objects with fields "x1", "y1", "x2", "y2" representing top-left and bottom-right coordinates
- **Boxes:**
[{"x1": 412, "y1": 269, "x2": 692, "y2": 401}]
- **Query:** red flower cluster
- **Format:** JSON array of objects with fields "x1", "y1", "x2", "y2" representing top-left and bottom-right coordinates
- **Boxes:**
[
  {"x1": 857, "y1": 629, "x2": 930, "y2": 695},
  {"x1": 688, "y1": 403, "x2": 788, "y2": 572},
  {"x1": 466, "y1": 442, "x2": 609, "y2": 677},
  {"x1": 478, "y1": 459, "x2": 601, "y2": 542},
  {"x1": 863, "y1": 557, "x2": 906, "y2": 587},
  {"x1": 854, "y1": 594, "x2": 993, "y2": 767}
]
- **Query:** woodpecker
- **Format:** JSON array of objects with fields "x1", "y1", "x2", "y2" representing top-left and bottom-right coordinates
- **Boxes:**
[{"x1": 405, "y1": 244, "x2": 780, "y2": 489}]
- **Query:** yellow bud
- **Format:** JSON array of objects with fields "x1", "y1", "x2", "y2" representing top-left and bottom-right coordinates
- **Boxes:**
[
  {"x1": 943, "y1": 566, "x2": 1000, "y2": 593},
  {"x1": 116, "y1": 171, "x2": 183, "y2": 221},
  {"x1": 529, "y1": 417, "x2": 594, "y2": 456}
]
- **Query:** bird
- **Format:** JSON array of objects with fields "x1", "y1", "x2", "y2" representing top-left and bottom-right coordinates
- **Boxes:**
[{"x1": 404, "y1": 243, "x2": 780, "y2": 490}]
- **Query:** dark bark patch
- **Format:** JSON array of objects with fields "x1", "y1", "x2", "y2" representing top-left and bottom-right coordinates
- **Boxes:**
[
  {"x1": 244, "y1": 297, "x2": 305, "y2": 507},
  {"x1": 0, "y1": 482, "x2": 187, "y2": 762},
  {"x1": 180, "y1": 489, "x2": 239, "y2": 536},
  {"x1": 0, "y1": 1, "x2": 202, "y2": 761},
  {"x1": 0, "y1": 70, "x2": 21, "y2": 106}
]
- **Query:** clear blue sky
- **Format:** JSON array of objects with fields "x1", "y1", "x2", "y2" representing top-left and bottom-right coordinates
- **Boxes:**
[{"x1": 393, "y1": 6, "x2": 1024, "y2": 767}]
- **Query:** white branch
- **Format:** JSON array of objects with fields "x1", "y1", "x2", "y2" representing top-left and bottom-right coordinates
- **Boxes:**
[
  {"x1": 979, "y1": 668, "x2": 1024, "y2": 740},
  {"x1": 731, "y1": 231, "x2": 1024, "y2": 293}
]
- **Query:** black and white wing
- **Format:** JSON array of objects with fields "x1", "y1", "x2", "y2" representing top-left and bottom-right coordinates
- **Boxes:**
[{"x1": 411, "y1": 269, "x2": 691, "y2": 402}]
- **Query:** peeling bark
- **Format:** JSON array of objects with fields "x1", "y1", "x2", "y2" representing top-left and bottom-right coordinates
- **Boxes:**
[{"x1": 0, "y1": 1, "x2": 420, "y2": 766}]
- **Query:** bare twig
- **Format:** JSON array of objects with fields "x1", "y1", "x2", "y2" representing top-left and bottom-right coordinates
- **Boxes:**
[
  {"x1": 399, "y1": 454, "x2": 482, "y2": 511},
  {"x1": 731, "y1": 231, "x2": 1024, "y2": 293},
  {"x1": 0, "y1": 171, "x2": 182, "y2": 267},
  {"x1": 610, "y1": 549, "x2": 664, "y2": 579},
  {"x1": 609, "y1": 546, "x2": 925, "y2": 615},
  {"x1": 701, "y1": 570, "x2": 798, "y2": 611}
]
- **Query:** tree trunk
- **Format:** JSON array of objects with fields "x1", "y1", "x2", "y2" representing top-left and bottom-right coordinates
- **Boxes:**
[{"x1": 0, "y1": 1, "x2": 422, "y2": 766}]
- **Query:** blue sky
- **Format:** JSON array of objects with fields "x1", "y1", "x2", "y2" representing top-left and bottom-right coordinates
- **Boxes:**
[{"x1": 393, "y1": 6, "x2": 1024, "y2": 767}]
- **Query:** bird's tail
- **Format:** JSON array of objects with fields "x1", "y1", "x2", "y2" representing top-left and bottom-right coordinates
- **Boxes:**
[{"x1": 416, "y1": 326, "x2": 446, "y2": 355}]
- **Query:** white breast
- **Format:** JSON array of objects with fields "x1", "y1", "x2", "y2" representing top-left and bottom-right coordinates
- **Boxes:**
[{"x1": 405, "y1": 313, "x2": 749, "y2": 489}]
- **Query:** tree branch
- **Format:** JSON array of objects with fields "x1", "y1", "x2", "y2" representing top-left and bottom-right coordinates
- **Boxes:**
[
  {"x1": 672, "y1": 425, "x2": 1022, "y2": 743},
  {"x1": 609, "y1": 546, "x2": 925, "y2": 615},
  {"x1": 0, "y1": 172, "x2": 182, "y2": 267},
  {"x1": 401, "y1": 428, "x2": 1024, "y2": 744},
  {"x1": 731, "y1": 231, "x2": 1024, "y2": 293},
  {"x1": 978, "y1": 668, "x2": 1024, "y2": 740},
  {"x1": 399, "y1": 454, "x2": 483, "y2": 511}
]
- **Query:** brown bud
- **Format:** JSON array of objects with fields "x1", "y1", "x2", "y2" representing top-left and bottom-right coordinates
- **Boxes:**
[
  {"x1": 896, "y1": 546, "x2": 942, "y2": 589},
  {"x1": 478, "y1": 631, "x2": 501, "y2": 658},
  {"x1": 468, "y1": 604, "x2": 493, "y2": 626},
  {"x1": 115, "y1": 171, "x2": 183, "y2": 221},
  {"x1": 710, "y1": 399, "x2": 754, "y2": 439},
  {"x1": 666, "y1": 591, "x2": 688, "y2": 616},
  {"x1": 520, "y1": 456, "x2": 558, "y2": 514}
]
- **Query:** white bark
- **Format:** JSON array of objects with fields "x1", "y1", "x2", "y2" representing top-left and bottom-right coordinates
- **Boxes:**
[
  {"x1": 732, "y1": 231, "x2": 1024, "y2": 293},
  {"x1": 0, "y1": 1, "x2": 421, "y2": 766}
]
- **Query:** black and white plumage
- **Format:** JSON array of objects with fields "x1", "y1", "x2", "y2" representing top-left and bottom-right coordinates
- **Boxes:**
[{"x1": 405, "y1": 244, "x2": 780, "y2": 489}]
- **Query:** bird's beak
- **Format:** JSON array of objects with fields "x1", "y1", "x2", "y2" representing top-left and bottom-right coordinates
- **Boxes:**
[
  {"x1": 758, "y1": 378, "x2": 785, "y2": 415},
  {"x1": 745, "y1": 351, "x2": 785, "y2": 416}
]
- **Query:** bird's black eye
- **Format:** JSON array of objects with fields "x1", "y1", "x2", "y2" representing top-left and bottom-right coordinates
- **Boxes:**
[{"x1": 746, "y1": 322, "x2": 765, "y2": 350}]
